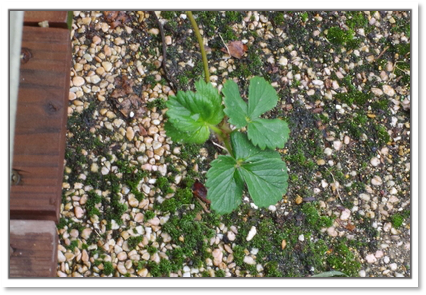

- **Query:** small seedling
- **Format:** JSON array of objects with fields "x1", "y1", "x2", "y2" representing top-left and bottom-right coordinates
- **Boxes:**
[
  {"x1": 164, "y1": 12, "x2": 290, "y2": 214},
  {"x1": 165, "y1": 77, "x2": 289, "y2": 214}
]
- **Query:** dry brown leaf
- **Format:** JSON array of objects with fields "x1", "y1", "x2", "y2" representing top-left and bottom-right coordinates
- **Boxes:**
[{"x1": 221, "y1": 41, "x2": 248, "y2": 59}]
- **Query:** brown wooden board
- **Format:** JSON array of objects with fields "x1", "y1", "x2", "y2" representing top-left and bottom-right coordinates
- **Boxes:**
[
  {"x1": 24, "y1": 11, "x2": 69, "y2": 28},
  {"x1": 10, "y1": 26, "x2": 71, "y2": 223},
  {"x1": 10, "y1": 220, "x2": 58, "y2": 277}
]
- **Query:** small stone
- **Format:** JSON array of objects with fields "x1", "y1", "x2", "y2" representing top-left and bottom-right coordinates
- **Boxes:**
[
  {"x1": 117, "y1": 262, "x2": 127, "y2": 275},
  {"x1": 212, "y1": 248, "x2": 223, "y2": 266},
  {"x1": 333, "y1": 141, "x2": 342, "y2": 151},
  {"x1": 134, "y1": 212, "x2": 144, "y2": 223},
  {"x1": 69, "y1": 229, "x2": 79, "y2": 239},
  {"x1": 344, "y1": 135, "x2": 350, "y2": 145},
  {"x1": 327, "y1": 227, "x2": 338, "y2": 237},
  {"x1": 243, "y1": 256, "x2": 256, "y2": 265},
  {"x1": 359, "y1": 193, "x2": 370, "y2": 201},
  {"x1": 324, "y1": 148, "x2": 333, "y2": 156},
  {"x1": 371, "y1": 87, "x2": 383, "y2": 96},
  {"x1": 295, "y1": 195, "x2": 303, "y2": 204},
  {"x1": 246, "y1": 226, "x2": 257, "y2": 241},
  {"x1": 58, "y1": 251, "x2": 66, "y2": 263},
  {"x1": 92, "y1": 35, "x2": 101, "y2": 45},
  {"x1": 316, "y1": 159, "x2": 326, "y2": 166},
  {"x1": 383, "y1": 85, "x2": 395, "y2": 96},
  {"x1": 126, "y1": 127, "x2": 135, "y2": 141},
  {"x1": 278, "y1": 56, "x2": 288, "y2": 66},
  {"x1": 128, "y1": 195, "x2": 139, "y2": 208},
  {"x1": 81, "y1": 249, "x2": 89, "y2": 262},
  {"x1": 74, "y1": 206, "x2": 84, "y2": 219},
  {"x1": 90, "y1": 75, "x2": 101, "y2": 84},
  {"x1": 137, "y1": 268, "x2": 148, "y2": 277},
  {"x1": 117, "y1": 251, "x2": 127, "y2": 261},
  {"x1": 83, "y1": 53, "x2": 92, "y2": 62},
  {"x1": 298, "y1": 234, "x2": 304, "y2": 242},
  {"x1": 281, "y1": 240, "x2": 287, "y2": 250},
  {"x1": 73, "y1": 76, "x2": 85, "y2": 87},
  {"x1": 227, "y1": 231, "x2": 236, "y2": 241},
  {"x1": 370, "y1": 157, "x2": 380, "y2": 167},
  {"x1": 102, "y1": 61, "x2": 113, "y2": 72},
  {"x1": 148, "y1": 28, "x2": 159, "y2": 35},
  {"x1": 69, "y1": 92, "x2": 77, "y2": 101},
  {"x1": 365, "y1": 253, "x2": 377, "y2": 263},
  {"x1": 114, "y1": 37, "x2": 125, "y2": 45},
  {"x1": 375, "y1": 250, "x2": 384, "y2": 258},
  {"x1": 147, "y1": 217, "x2": 160, "y2": 226},
  {"x1": 81, "y1": 228, "x2": 92, "y2": 240},
  {"x1": 165, "y1": 35, "x2": 172, "y2": 45},
  {"x1": 64, "y1": 252, "x2": 75, "y2": 261},
  {"x1": 371, "y1": 175, "x2": 383, "y2": 186},
  {"x1": 340, "y1": 208, "x2": 351, "y2": 220},
  {"x1": 384, "y1": 256, "x2": 390, "y2": 264},
  {"x1": 389, "y1": 263, "x2": 398, "y2": 271},
  {"x1": 101, "y1": 166, "x2": 109, "y2": 175}
]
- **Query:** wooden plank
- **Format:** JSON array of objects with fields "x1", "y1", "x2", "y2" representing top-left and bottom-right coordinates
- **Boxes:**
[
  {"x1": 24, "y1": 11, "x2": 69, "y2": 28},
  {"x1": 10, "y1": 220, "x2": 58, "y2": 277},
  {"x1": 10, "y1": 26, "x2": 71, "y2": 223}
]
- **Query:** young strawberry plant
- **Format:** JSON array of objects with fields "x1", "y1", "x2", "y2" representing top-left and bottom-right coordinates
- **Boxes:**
[
  {"x1": 165, "y1": 77, "x2": 289, "y2": 214},
  {"x1": 164, "y1": 11, "x2": 289, "y2": 214}
]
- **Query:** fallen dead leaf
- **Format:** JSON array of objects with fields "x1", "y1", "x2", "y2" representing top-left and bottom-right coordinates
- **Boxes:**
[{"x1": 221, "y1": 41, "x2": 248, "y2": 59}]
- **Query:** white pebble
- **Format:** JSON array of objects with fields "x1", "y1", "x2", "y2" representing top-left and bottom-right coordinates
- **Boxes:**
[
  {"x1": 384, "y1": 256, "x2": 390, "y2": 264},
  {"x1": 340, "y1": 208, "x2": 351, "y2": 220},
  {"x1": 327, "y1": 227, "x2": 338, "y2": 237},
  {"x1": 333, "y1": 141, "x2": 342, "y2": 151},
  {"x1": 382, "y1": 85, "x2": 395, "y2": 96},
  {"x1": 390, "y1": 263, "x2": 398, "y2": 271},
  {"x1": 246, "y1": 226, "x2": 257, "y2": 241},
  {"x1": 73, "y1": 76, "x2": 85, "y2": 87},
  {"x1": 370, "y1": 157, "x2": 380, "y2": 167},
  {"x1": 212, "y1": 248, "x2": 223, "y2": 266},
  {"x1": 324, "y1": 147, "x2": 333, "y2": 156},
  {"x1": 243, "y1": 256, "x2": 256, "y2": 265},
  {"x1": 371, "y1": 175, "x2": 383, "y2": 186},
  {"x1": 74, "y1": 206, "x2": 84, "y2": 219},
  {"x1": 298, "y1": 234, "x2": 304, "y2": 242},
  {"x1": 278, "y1": 56, "x2": 288, "y2": 66},
  {"x1": 359, "y1": 270, "x2": 366, "y2": 277},
  {"x1": 101, "y1": 166, "x2": 109, "y2": 175},
  {"x1": 58, "y1": 251, "x2": 66, "y2": 263},
  {"x1": 227, "y1": 231, "x2": 236, "y2": 241},
  {"x1": 365, "y1": 254, "x2": 377, "y2": 264},
  {"x1": 102, "y1": 61, "x2": 113, "y2": 72}
]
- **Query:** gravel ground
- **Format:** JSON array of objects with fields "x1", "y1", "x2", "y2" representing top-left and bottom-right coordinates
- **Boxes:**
[{"x1": 58, "y1": 10, "x2": 411, "y2": 278}]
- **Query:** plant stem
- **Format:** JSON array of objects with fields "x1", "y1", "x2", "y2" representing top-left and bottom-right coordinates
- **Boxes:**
[
  {"x1": 186, "y1": 11, "x2": 210, "y2": 83},
  {"x1": 209, "y1": 124, "x2": 233, "y2": 157}
]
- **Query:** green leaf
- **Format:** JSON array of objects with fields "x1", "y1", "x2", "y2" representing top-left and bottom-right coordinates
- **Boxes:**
[
  {"x1": 247, "y1": 77, "x2": 278, "y2": 119},
  {"x1": 206, "y1": 132, "x2": 288, "y2": 214},
  {"x1": 165, "y1": 80, "x2": 224, "y2": 144},
  {"x1": 223, "y1": 77, "x2": 288, "y2": 150},
  {"x1": 247, "y1": 118, "x2": 290, "y2": 150},
  {"x1": 164, "y1": 121, "x2": 207, "y2": 144},
  {"x1": 311, "y1": 270, "x2": 348, "y2": 277},
  {"x1": 232, "y1": 132, "x2": 288, "y2": 208},
  {"x1": 194, "y1": 80, "x2": 224, "y2": 125},
  {"x1": 206, "y1": 156, "x2": 244, "y2": 214},
  {"x1": 222, "y1": 80, "x2": 248, "y2": 128}
]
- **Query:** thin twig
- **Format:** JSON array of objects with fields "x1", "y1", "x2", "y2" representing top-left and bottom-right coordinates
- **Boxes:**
[
  {"x1": 375, "y1": 45, "x2": 389, "y2": 61},
  {"x1": 211, "y1": 140, "x2": 228, "y2": 152},
  {"x1": 325, "y1": 167, "x2": 343, "y2": 204},
  {"x1": 149, "y1": 11, "x2": 178, "y2": 92},
  {"x1": 218, "y1": 33, "x2": 230, "y2": 55}
]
